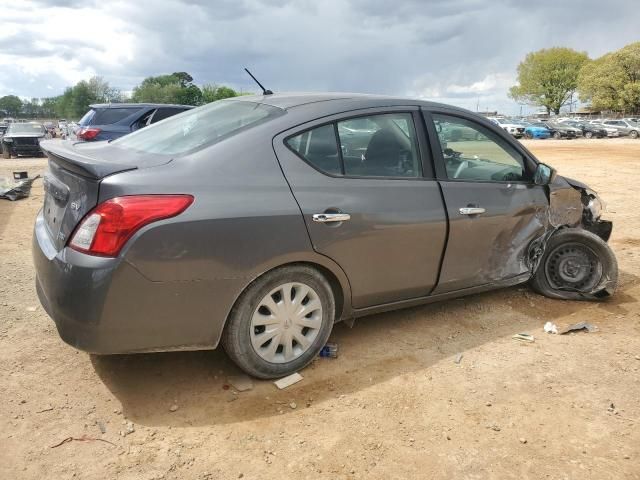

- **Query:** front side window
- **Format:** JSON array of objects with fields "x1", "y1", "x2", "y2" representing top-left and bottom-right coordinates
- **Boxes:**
[
  {"x1": 286, "y1": 112, "x2": 421, "y2": 178},
  {"x1": 432, "y1": 114, "x2": 528, "y2": 182}
]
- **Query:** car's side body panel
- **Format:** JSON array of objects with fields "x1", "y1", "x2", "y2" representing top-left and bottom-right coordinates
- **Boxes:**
[{"x1": 272, "y1": 107, "x2": 448, "y2": 308}]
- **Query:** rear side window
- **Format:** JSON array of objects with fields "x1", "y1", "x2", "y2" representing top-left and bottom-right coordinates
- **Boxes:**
[
  {"x1": 286, "y1": 113, "x2": 421, "y2": 178},
  {"x1": 286, "y1": 124, "x2": 341, "y2": 175},
  {"x1": 93, "y1": 108, "x2": 141, "y2": 125},
  {"x1": 113, "y1": 100, "x2": 283, "y2": 155}
]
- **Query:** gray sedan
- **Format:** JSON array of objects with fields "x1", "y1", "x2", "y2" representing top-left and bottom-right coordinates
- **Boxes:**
[{"x1": 33, "y1": 93, "x2": 617, "y2": 378}]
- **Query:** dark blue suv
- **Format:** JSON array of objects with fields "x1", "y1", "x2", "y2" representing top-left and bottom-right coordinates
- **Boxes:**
[{"x1": 75, "y1": 103, "x2": 193, "y2": 141}]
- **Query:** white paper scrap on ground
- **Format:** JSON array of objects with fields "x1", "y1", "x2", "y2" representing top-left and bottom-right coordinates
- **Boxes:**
[{"x1": 274, "y1": 372, "x2": 303, "y2": 390}]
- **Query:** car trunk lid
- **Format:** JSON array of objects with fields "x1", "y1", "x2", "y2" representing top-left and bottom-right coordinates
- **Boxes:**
[{"x1": 40, "y1": 140, "x2": 171, "y2": 251}]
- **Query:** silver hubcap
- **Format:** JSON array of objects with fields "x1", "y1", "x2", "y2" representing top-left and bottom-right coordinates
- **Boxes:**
[{"x1": 250, "y1": 282, "x2": 323, "y2": 363}]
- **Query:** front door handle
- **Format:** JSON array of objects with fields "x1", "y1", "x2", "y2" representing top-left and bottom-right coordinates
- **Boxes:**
[
  {"x1": 312, "y1": 213, "x2": 351, "y2": 223},
  {"x1": 459, "y1": 207, "x2": 486, "y2": 215}
]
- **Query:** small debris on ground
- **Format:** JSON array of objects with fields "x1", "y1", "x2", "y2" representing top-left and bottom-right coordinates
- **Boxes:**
[
  {"x1": 319, "y1": 342, "x2": 338, "y2": 358},
  {"x1": 274, "y1": 372, "x2": 303, "y2": 390},
  {"x1": 519, "y1": 438, "x2": 527, "y2": 444},
  {"x1": 513, "y1": 333, "x2": 535, "y2": 343},
  {"x1": 454, "y1": 353, "x2": 464, "y2": 364},
  {"x1": 169, "y1": 404, "x2": 179, "y2": 412},
  {"x1": 50, "y1": 435, "x2": 116, "y2": 448},
  {"x1": 544, "y1": 322, "x2": 558, "y2": 334},
  {"x1": 559, "y1": 322, "x2": 598, "y2": 334},
  {"x1": 289, "y1": 402, "x2": 297, "y2": 409},
  {"x1": 120, "y1": 421, "x2": 135, "y2": 436},
  {"x1": 227, "y1": 374, "x2": 254, "y2": 392}
]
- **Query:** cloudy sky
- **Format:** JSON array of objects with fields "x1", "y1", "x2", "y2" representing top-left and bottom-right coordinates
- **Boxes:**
[{"x1": 1, "y1": 0, "x2": 638, "y2": 114}]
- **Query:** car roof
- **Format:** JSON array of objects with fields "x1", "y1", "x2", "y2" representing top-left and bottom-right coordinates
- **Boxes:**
[
  {"x1": 89, "y1": 103, "x2": 194, "y2": 109},
  {"x1": 232, "y1": 92, "x2": 467, "y2": 113}
]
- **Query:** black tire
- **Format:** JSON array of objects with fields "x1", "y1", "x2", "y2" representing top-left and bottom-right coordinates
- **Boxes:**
[
  {"x1": 553, "y1": 131, "x2": 562, "y2": 140},
  {"x1": 221, "y1": 265, "x2": 336, "y2": 379},
  {"x1": 630, "y1": 130, "x2": 639, "y2": 139},
  {"x1": 530, "y1": 228, "x2": 618, "y2": 300},
  {"x1": 2, "y1": 143, "x2": 10, "y2": 159},
  {"x1": 585, "y1": 131, "x2": 593, "y2": 139}
]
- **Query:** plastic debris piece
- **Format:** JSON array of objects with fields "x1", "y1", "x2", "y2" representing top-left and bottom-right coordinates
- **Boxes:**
[
  {"x1": 544, "y1": 322, "x2": 558, "y2": 334},
  {"x1": 512, "y1": 333, "x2": 535, "y2": 343},
  {"x1": 454, "y1": 353, "x2": 464, "y2": 364},
  {"x1": 559, "y1": 322, "x2": 598, "y2": 334},
  {"x1": 227, "y1": 374, "x2": 254, "y2": 392},
  {"x1": 274, "y1": 372, "x2": 303, "y2": 390},
  {"x1": 319, "y1": 342, "x2": 338, "y2": 358},
  {"x1": 0, "y1": 175, "x2": 40, "y2": 201}
]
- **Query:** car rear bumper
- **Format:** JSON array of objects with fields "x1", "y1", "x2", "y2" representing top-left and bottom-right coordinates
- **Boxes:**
[{"x1": 33, "y1": 210, "x2": 239, "y2": 354}]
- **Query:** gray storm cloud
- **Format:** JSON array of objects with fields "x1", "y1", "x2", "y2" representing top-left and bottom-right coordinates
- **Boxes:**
[{"x1": 1, "y1": 0, "x2": 638, "y2": 114}]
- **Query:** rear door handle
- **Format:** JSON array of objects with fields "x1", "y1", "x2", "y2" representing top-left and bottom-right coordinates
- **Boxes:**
[
  {"x1": 312, "y1": 213, "x2": 351, "y2": 223},
  {"x1": 459, "y1": 207, "x2": 486, "y2": 215}
]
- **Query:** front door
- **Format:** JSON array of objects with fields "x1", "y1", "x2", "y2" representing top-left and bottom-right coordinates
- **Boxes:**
[
  {"x1": 273, "y1": 109, "x2": 447, "y2": 308},
  {"x1": 425, "y1": 110, "x2": 550, "y2": 294}
]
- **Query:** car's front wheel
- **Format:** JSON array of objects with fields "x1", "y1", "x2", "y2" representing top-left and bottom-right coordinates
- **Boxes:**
[
  {"x1": 630, "y1": 130, "x2": 639, "y2": 139},
  {"x1": 530, "y1": 228, "x2": 617, "y2": 300},
  {"x1": 553, "y1": 132, "x2": 562, "y2": 139},
  {"x1": 222, "y1": 265, "x2": 335, "y2": 379},
  {"x1": 585, "y1": 131, "x2": 593, "y2": 139}
]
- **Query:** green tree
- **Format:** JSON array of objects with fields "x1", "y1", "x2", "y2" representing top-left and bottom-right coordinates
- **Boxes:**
[
  {"x1": 0, "y1": 95, "x2": 23, "y2": 117},
  {"x1": 509, "y1": 47, "x2": 589, "y2": 114},
  {"x1": 132, "y1": 72, "x2": 202, "y2": 105},
  {"x1": 201, "y1": 84, "x2": 239, "y2": 103},
  {"x1": 578, "y1": 42, "x2": 640, "y2": 113}
]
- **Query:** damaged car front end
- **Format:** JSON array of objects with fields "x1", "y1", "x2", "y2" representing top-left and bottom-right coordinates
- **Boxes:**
[{"x1": 527, "y1": 171, "x2": 616, "y2": 300}]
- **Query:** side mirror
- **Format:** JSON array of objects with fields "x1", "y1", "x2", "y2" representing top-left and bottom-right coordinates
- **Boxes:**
[{"x1": 534, "y1": 163, "x2": 556, "y2": 186}]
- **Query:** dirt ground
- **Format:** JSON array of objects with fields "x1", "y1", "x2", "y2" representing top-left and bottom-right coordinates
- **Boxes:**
[{"x1": 1, "y1": 139, "x2": 639, "y2": 480}]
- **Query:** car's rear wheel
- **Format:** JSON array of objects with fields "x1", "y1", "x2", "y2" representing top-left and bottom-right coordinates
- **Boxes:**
[
  {"x1": 221, "y1": 265, "x2": 335, "y2": 379},
  {"x1": 553, "y1": 132, "x2": 562, "y2": 139},
  {"x1": 530, "y1": 229, "x2": 617, "y2": 300},
  {"x1": 585, "y1": 131, "x2": 593, "y2": 139},
  {"x1": 2, "y1": 143, "x2": 10, "y2": 159}
]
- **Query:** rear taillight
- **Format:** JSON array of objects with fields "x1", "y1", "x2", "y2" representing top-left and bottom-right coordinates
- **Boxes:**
[
  {"x1": 77, "y1": 127, "x2": 101, "y2": 140},
  {"x1": 69, "y1": 195, "x2": 194, "y2": 257}
]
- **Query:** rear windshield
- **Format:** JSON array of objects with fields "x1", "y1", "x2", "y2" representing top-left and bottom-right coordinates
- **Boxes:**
[
  {"x1": 112, "y1": 100, "x2": 284, "y2": 155},
  {"x1": 78, "y1": 109, "x2": 96, "y2": 126},
  {"x1": 7, "y1": 123, "x2": 45, "y2": 134},
  {"x1": 93, "y1": 107, "x2": 142, "y2": 125}
]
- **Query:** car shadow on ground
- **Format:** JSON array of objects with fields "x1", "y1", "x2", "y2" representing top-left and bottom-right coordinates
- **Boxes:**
[{"x1": 92, "y1": 272, "x2": 639, "y2": 428}]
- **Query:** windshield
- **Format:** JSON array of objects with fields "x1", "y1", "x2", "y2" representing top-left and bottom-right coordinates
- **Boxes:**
[
  {"x1": 7, "y1": 123, "x2": 45, "y2": 135},
  {"x1": 113, "y1": 100, "x2": 284, "y2": 155}
]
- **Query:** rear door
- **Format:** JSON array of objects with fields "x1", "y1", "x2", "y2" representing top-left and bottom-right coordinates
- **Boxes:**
[
  {"x1": 423, "y1": 109, "x2": 549, "y2": 293},
  {"x1": 273, "y1": 107, "x2": 447, "y2": 308}
]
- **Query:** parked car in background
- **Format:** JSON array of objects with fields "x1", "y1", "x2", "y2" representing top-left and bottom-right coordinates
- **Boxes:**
[
  {"x1": 74, "y1": 103, "x2": 193, "y2": 141},
  {"x1": 602, "y1": 119, "x2": 640, "y2": 138},
  {"x1": 531, "y1": 121, "x2": 577, "y2": 139},
  {"x1": 58, "y1": 119, "x2": 67, "y2": 129},
  {"x1": 563, "y1": 121, "x2": 607, "y2": 139},
  {"x1": 2, "y1": 122, "x2": 46, "y2": 157},
  {"x1": 2, "y1": 117, "x2": 15, "y2": 124},
  {"x1": 487, "y1": 117, "x2": 525, "y2": 138},
  {"x1": 586, "y1": 120, "x2": 620, "y2": 137},
  {"x1": 0, "y1": 123, "x2": 8, "y2": 138},
  {"x1": 520, "y1": 122, "x2": 551, "y2": 139},
  {"x1": 33, "y1": 93, "x2": 617, "y2": 379}
]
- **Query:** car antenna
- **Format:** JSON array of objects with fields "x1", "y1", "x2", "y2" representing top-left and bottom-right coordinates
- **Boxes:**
[{"x1": 244, "y1": 68, "x2": 273, "y2": 95}]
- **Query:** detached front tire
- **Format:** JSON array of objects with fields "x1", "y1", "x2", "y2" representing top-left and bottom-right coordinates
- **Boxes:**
[
  {"x1": 530, "y1": 228, "x2": 618, "y2": 300},
  {"x1": 222, "y1": 265, "x2": 335, "y2": 379}
]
